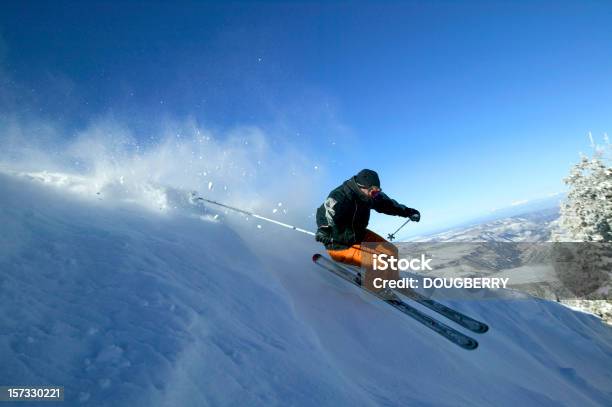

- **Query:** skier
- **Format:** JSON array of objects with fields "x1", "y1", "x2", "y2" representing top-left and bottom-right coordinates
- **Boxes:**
[{"x1": 315, "y1": 169, "x2": 420, "y2": 291}]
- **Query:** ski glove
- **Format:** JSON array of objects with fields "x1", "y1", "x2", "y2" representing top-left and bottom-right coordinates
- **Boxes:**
[
  {"x1": 404, "y1": 208, "x2": 420, "y2": 222},
  {"x1": 315, "y1": 228, "x2": 333, "y2": 245}
]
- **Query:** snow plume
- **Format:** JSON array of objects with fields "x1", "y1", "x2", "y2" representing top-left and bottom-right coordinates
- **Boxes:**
[{"x1": 0, "y1": 116, "x2": 325, "y2": 229}]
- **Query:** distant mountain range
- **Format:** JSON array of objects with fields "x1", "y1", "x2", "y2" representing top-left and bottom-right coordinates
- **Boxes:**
[{"x1": 410, "y1": 195, "x2": 563, "y2": 243}]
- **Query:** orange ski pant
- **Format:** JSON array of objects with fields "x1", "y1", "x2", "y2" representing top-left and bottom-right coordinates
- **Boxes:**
[{"x1": 326, "y1": 229, "x2": 399, "y2": 291}]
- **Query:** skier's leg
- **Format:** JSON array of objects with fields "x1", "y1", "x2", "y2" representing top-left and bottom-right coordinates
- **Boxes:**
[
  {"x1": 327, "y1": 245, "x2": 362, "y2": 268},
  {"x1": 360, "y1": 229, "x2": 400, "y2": 291},
  {"x1": 326, "y1": 230, "x2": 400, "y2": 292}
]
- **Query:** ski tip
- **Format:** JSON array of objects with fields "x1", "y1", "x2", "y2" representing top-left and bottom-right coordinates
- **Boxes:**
[{"x1": 312, "y1": 253, "x2": 322, "y2": 262}]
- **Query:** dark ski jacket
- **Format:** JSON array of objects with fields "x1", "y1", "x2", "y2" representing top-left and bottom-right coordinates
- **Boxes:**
[{"x1": 316, "y1": 177, "x2": 413, "y2": 250}]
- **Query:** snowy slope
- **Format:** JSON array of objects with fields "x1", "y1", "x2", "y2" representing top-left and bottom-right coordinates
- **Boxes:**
[{"x1": 1, "y1": 171, "x2": 612, "y2": 406}]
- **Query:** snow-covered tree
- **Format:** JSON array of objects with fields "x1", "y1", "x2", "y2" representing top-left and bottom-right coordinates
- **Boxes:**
[
  {"x1": 556, "y1": 135, "x2": 612, "y2": 242},
  {"x1": 552, "y1": 134, "x2": 612, "y2": 299}
]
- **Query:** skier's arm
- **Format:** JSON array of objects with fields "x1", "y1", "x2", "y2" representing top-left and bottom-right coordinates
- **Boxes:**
[
  {"x1": 315, "y1": 193, "x2": 355, "y2": 245},
  {"x1": 373, "y1": 192, "x2": 420, "y2": 221}
]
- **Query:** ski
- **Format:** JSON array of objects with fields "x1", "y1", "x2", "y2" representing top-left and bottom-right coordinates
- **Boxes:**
[
  {"x1": 312, "y1": 254, "x2": 479, "y2": 350},
  {"x1": 396, "y1": 288, "x2": 489, "y2": 334}
]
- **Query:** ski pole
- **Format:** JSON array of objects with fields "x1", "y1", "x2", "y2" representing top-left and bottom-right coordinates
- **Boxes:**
[
  {"x1": 387, "y1": 218, "x2": 411, "y2": 241},
  {"x1": 194, "y1": 196, "x2": 316, "y2": 236}
]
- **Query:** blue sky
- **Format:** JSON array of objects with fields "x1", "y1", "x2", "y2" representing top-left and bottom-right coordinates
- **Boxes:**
[{"x1": 1, "y1": 1, "x2": 611, "y2": 235}]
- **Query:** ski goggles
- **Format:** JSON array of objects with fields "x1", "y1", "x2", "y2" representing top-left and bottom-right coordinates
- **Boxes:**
[{"x1": 357, "y1": 183, "x2": 382, "y2": 198}]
